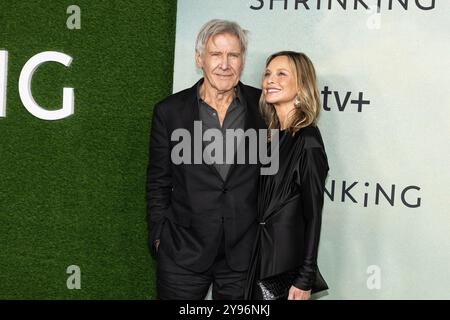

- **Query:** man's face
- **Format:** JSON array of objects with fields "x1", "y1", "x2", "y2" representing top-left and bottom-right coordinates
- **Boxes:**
[{"x1": 196, "y1": 33, "x2": 243, "y2": 94}]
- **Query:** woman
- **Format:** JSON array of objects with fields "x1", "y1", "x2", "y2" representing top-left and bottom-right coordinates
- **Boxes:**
[{"x1": 245, "y1": 51, "x2": 329, "y2": 300}]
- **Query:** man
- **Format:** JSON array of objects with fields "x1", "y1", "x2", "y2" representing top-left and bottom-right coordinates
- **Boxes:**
[{"x1": 146, "y1": 19, "x2": 266, "y2": 300}]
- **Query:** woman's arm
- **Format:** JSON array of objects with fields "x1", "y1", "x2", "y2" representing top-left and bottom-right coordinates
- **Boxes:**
[{"x1": 293, "y1": 130, "x2": 329, "y2": 292}]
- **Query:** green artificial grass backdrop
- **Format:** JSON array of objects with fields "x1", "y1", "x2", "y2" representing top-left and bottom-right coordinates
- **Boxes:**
[{"x1": 0, "y1": 0, "x2": 177, "y2": 299}]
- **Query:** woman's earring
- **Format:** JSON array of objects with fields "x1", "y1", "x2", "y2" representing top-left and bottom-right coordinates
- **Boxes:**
[{"x1": 294, "y1": 95, "x2": 301, "y2": 108}]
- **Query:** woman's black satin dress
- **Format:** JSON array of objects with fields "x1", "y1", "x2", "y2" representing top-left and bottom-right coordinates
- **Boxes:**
[{"x1": 245, "y1": 125, "x2": 329, "y2": 299}]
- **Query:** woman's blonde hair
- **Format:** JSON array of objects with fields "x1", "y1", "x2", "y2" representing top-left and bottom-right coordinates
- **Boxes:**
[{"x1": 260, "y1": 51, "x2": 321, "y2": 135}]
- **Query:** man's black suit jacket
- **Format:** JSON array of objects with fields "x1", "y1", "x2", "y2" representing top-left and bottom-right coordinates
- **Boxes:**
[{"x1": 146, "y1": 80, "x2": 267, "y2": 273}]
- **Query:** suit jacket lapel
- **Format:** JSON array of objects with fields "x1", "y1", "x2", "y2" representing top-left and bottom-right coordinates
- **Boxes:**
[{"x1": 184, "y1": 79, "x2": 224, "y2": 181}]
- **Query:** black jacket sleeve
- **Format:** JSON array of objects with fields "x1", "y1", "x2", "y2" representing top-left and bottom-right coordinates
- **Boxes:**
[
  {"x1": 146, "y1": 102, "x2": 172, "y2": 257},
  {"x1": 293, "y1": 131, "x2": 329, "y2": 291}
]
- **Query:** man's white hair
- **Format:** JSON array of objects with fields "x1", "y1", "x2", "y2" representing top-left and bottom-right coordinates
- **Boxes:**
[{"x1": 195, "y1": 19, "x2": 248, "y2": 63}]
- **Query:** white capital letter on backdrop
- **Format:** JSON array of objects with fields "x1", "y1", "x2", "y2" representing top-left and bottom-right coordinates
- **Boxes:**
[
  {"x1": 66, "y1": 5, "x2": 81, "y2": 30},
  {"x1": 18, "y1": 51, "x2": 74, "y2": 121},
  {"x1": 366, "y1": 265, "x2": 381, "y2": 290},
  {"x1": 0, "y1": 50, "x2": 7, "y2": 118},
  {"x1": 66, "y1": 265, "x2": 81, "y2": 289}
]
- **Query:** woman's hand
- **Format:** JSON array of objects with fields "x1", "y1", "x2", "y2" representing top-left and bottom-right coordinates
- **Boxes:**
[{"x1": 288, "y1": 285, "x2": 311, "y2": 300}]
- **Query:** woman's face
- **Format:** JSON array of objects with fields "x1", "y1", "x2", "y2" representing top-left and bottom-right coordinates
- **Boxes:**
[{"x1": 262, "y1": 55, "x2": 298, "y2": 107}]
